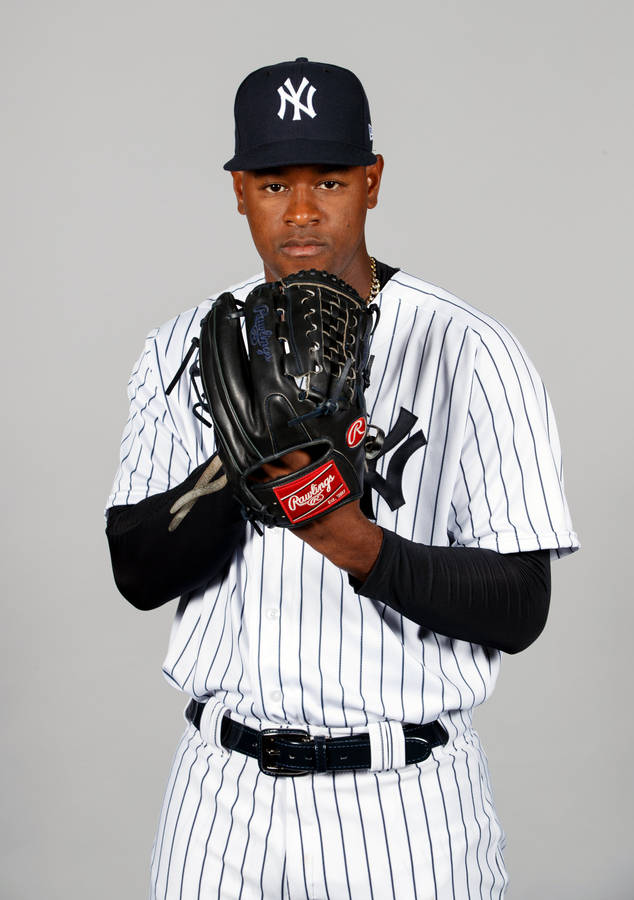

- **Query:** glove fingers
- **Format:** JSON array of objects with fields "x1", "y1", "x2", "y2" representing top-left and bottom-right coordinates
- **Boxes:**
[
  {"x1": 243, "y1": 285, "x2": 289, "y2": 394},
  {"x1": 243, "y1": 288, "x2": 316, "y2": 451},
  {"x1": 244, "y1": 286, "x2": 337, "y2": 454},
  {"x1": 281, "y1": 283, "x2": 318, "y2": 378},
  {"x1": 200, "y1": 292, "x2": 260, "y2": 470}
]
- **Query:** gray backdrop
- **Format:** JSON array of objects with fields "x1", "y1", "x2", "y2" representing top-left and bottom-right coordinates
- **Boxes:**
[{"x1": 2, "y1": 1, "x2": 631, "y2": 897}]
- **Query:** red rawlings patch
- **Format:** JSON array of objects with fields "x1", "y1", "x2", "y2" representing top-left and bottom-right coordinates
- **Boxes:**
[
  {"x1": 346, "y1": 416, "x2": 367, "y2": 448},
  {"x1": 273, "y1": 461, "x2": 351, "y2": 524}
]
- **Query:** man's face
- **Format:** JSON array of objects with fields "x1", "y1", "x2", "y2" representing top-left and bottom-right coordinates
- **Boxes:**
[{"x1": 231, "y1": 160, "x2": 383, "y2": 292}]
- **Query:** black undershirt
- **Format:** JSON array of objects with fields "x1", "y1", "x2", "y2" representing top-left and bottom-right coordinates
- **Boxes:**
[{"x1": 106, "y1": 262, "x2": 550, "y2": 653}]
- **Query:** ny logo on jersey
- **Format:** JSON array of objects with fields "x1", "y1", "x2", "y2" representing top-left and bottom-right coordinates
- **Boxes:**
[
  {"x1": 362, "y1": 407, "x2": 427, "y2": 518},
  {"x1": 277, "y1": 77, "x2": 317, "y2": 121}
]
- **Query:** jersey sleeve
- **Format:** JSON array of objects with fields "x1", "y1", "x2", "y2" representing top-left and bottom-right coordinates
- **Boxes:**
[
  {"x1": 106, "y1": 332, "x2": 196, "y2": 508},
  {"x1": 449, "y1": 328, "x2": 579, "y2": 560}
]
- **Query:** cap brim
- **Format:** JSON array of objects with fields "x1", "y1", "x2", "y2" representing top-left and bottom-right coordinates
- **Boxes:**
[{"x1": 223, "y1": 139, "x2": 377, "y2": 171}]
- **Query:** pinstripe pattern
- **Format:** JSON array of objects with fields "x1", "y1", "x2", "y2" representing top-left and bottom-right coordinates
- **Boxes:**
[
  {"x1": 149, "y1": 718, "x2": 508, "y2": 899},
  {"x1": 109, "y1": 270, "x2": 578, "y2": 898}
]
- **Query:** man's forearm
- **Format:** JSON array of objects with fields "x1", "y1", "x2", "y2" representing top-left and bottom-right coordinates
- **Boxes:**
[
  {"x1": 106, "y1": 460, "x2": 246, "y2": 610},
  {"x1": 295, "y1": 501, "x2": 550, "y2": 654}
]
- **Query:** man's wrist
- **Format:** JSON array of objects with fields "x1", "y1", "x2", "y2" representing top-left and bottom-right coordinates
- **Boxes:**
[{"x1": 292, "y1": 502, "x2": 383, "y2": 580}]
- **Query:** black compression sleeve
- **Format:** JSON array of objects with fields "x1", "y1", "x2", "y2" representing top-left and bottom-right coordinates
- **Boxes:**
[
  {"x1": 106, "y1": 460, "x2": 246, "y2": 611},
  {"x1": 351, "y1": 530, "x2": 551, "y2": 654}
]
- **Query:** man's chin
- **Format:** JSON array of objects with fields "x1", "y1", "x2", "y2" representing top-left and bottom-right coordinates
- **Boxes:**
[{"x1": 273, "y1": 250, "x2": 337, "y2": 279}]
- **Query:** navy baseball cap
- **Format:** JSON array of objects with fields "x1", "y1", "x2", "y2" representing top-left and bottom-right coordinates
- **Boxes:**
[{"x1": 224, "y1": 58, "x2": 377, "y2": 171}]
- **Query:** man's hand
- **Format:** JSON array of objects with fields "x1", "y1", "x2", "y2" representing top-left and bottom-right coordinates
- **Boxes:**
[{"x1": 257, "y1": 451, "x2": 383, "y2": 581}]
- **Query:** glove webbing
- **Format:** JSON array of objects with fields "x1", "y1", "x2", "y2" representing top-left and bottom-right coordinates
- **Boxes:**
[{"x1": 319, "y1": 295, "x2": 359, "y2": 401}]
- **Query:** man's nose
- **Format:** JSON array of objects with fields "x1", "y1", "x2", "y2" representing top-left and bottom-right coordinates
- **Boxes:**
[{"x1": 284, "y1": 188, "x2": 320, "y2": 226}]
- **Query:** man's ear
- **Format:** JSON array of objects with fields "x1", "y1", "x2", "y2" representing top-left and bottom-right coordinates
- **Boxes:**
[
  {"x1": 231, "y1": 171, "x2": 246, "y2": 215},
  {"x1": 366, "y1": 154, "x2": 384, "y2": 210}
]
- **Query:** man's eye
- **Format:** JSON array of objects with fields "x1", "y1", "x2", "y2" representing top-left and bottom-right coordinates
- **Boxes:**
[
  {"x1": 264, "y1": 183, "x2": 285, "y2": 193},
  {"x1": 320, "y1": 180, "x2": 340, "y2": 190}
]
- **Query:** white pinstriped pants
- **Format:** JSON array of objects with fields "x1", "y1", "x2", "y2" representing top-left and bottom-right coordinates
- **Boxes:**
[{"x1": 149, "y1": 715, "x2": 508, "y2": 899}]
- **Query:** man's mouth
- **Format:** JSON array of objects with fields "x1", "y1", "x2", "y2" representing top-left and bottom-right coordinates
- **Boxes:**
[{"x1": 281, "y1": 239, "x2": 327, "y2": 258}]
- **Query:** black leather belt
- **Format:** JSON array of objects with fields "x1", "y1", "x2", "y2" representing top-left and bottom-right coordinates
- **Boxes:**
[{"x1": 188, "y1": 700, "x2": 448, "y2": 777}]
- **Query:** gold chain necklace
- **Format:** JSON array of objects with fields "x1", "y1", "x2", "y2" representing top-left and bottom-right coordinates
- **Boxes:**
[{"x1": 366, "y1": 256, "x2": 380, "y2": 304}]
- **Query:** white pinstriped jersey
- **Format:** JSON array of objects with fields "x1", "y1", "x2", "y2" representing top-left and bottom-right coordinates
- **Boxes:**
[{"x1": 108, "y1": 270, "x2": 578, "y2": 732}]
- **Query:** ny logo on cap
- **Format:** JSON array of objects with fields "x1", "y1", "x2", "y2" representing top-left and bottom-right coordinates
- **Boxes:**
[{"x1": 277, "y1": 77, "x2": 317, "y2": 121}]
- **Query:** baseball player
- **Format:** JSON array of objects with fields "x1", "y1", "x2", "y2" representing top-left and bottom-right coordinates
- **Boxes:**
[{"x1": 106, "y1": 59, "x2": 579, "y2": 899}]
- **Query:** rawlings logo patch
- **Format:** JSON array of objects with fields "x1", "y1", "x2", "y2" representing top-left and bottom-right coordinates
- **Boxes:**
[
  {"x1": 273, "y1": 461, "x2": 350, "y2": 524},
  {"x1": 288, "y1": 474, "x2": 336, "y2": 511},
  {"x1": 346, "y1": 417, "x2": 367, "y2": 448},
  {"x1": 249, "y1": 304, "x2": 273, "y2": 362}
]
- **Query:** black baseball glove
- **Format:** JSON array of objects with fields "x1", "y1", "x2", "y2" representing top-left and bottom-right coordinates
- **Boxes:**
[{"x1": 174, "y1": 270, "x2": 378, "y2": 530}]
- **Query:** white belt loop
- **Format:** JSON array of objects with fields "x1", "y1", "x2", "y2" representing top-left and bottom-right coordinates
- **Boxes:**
[
  {"x1": 198, "y1": 699, "x2": 229, "y2": 754},
  {"x1": 368, "y1": 721, "x2": 407, "y2": 771}
]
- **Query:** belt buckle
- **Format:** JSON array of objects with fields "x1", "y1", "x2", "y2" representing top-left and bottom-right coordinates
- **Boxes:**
[{"x1": 258, "y1": 728, "x2": 313, "y2": 777}]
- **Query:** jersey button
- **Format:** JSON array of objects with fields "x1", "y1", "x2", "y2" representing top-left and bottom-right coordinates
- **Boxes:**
[
  {"x1": 271, "y1": 691, "x2": 283, "y2": 702},
  {"x1": 266, "y1": 608, "x2": 280, "y2": 620}
]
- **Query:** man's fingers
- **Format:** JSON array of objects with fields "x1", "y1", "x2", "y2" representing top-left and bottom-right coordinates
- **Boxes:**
[
  {"x1": 276, "y1": 450, "x2": 312, "y2": 471},
  {"x1": 251, "y1": 450, "x2": 312, "y2": 482}
]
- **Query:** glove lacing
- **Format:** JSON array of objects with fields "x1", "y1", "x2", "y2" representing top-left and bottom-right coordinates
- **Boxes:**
[{"x1": 168, "y1": 454, "x2": 227, "y2": 531}]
